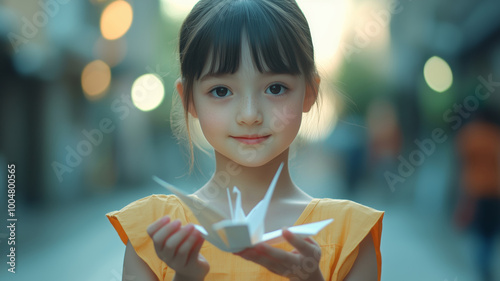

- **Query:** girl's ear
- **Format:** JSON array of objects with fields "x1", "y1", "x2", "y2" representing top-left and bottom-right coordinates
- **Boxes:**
[
  {"x1": 175, "y1": 78, "x2": 198, "y2": 118},
  {"x1": 303, "y1": 76, "x2": 321, "y2": 113}
]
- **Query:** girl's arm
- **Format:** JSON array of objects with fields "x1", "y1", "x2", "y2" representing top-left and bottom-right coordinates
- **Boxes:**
[
  {"x1": 123, "y1": 240, "x2": 158, "y2": 281},
  {"x1": 343, "y1": 233, "x2": 378, "y2": 281}
]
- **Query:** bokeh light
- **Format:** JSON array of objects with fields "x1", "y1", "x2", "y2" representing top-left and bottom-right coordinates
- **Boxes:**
[
  {"x1": 131, "y1": 74, "x2": 165, "y2": 111},
  {"x1": 160, "y1": 0, "x2": 200, "y2": 20},
  {"x1": 297, "y1": 0, "x2": 349, "y2": 73},
  {"x1": 81, "y1": 60, "x2": 111, "y2": 100},
  {"x1": 423, "y1": 56, "x2": 453, "y2": 93},
  {"x1": 100, "y1": 0, "x2": 133, "y2": 40}
]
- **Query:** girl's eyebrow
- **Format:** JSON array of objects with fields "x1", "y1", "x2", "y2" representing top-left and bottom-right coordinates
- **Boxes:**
[
  {"x1": 199, "y1": 71, "x2": 294, "y2": 82},
  {"x1": 199, "y1": 73, "x2": 228, "y2": 82}
]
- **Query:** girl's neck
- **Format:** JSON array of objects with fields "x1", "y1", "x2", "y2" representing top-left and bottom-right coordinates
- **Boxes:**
[{"x1": 198, "y1": 149, "x2": 305, "y2": 208}]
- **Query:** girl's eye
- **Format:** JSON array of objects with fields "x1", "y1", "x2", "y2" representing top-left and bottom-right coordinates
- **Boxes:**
[
  {"x1": 266, "y1": 84, "x2": 287, "y2": 95},
  {"x1": 209, "y1": 87, "x2": 232, "y2": 98}
]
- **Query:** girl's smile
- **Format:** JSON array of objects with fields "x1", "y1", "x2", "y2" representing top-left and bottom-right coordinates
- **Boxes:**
[{"x1": 230, "y1": 134, "x2": 272, "y2": 145}]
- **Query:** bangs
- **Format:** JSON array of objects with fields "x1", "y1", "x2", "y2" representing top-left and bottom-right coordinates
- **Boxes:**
[{"x1": 180, "y1": 0, "x2": 313, "y2": 81}]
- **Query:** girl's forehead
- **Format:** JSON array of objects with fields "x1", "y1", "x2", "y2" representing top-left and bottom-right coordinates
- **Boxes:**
[
  {"x1": 180, "y1": 1, "x2": 313, "y2": 83},
  {"x1": 199, "y1": 35, "x2": 271, "y2": 80},
  {"x1": 240, "y1": 36, "x2": 261, "y2": 70}
]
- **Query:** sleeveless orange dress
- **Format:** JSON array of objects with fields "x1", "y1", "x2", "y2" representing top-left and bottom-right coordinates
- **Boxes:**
[{"x1": 107, "y1": 195, "x2": 384, "y2": 280}]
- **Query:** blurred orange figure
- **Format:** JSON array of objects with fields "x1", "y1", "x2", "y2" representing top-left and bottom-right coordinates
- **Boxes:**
[{"x1": 456, "y1": 112, "x2": 500, "y2": 281}]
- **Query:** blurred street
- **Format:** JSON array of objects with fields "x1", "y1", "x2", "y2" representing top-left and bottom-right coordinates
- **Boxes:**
[{"x1": 1, "y1": 0, "x2": 500, "y2": 280}]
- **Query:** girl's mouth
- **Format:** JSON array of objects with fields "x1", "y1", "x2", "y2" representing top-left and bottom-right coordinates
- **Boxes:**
[{"x1": 231, "y1": 135, "x2": 271, "y2": 145}]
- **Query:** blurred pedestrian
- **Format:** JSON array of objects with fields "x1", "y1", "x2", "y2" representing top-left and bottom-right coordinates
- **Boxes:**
[{"x1": 455, "y1": 109, "x2": 500, "y2": 281}]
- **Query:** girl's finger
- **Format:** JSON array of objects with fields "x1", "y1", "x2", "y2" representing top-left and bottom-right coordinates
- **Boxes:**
[
  {"x1": 165, "y1": 224, "x2": 195, "y2": 255},
  {"x1": 176, "y1": 228, "x2": 201, "y2": 265},
  {"x1": 147, "y1": 215, "x2": 170, "y2": 237},
  {"x1": 304, "y1": 237, "x2": 320, "y2": 247},
  {"x1": 239, "y1": 247, "x2": 288, "y2": 275},
  {"x1": 282, "y1": 229, "x2": 317, "y2": 257},
  {"x1": 256, "y1": 243, "x2": 298, "y2": 265},
  {"x1": 187, "y1": 233, "x2": 205, "y2": 264},
  {"x1": 152, "y1": 219, "x2": 181, "y2": 251}
]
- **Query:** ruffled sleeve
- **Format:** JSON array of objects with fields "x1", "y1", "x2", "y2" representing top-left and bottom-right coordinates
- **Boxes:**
[
  {"x1": 331, "y1": 200, "x2": 383, "y2": 280},
  {"x1": 310, "y1": 199, "x2": 384, "y2": 281},
  {"x1": 106, "y1": 194, "x2": 190, "y2": 280}
]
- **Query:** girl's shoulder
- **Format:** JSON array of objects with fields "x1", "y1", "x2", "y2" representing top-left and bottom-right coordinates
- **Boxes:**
[
  {"x1": 106, "y1": 194, "x2": 191, "y2": 245},
  {"x1": 107, "y1": 194, "x2": 187, "y2": 220},
  {"x1": 116, "y1": 194, "x2": 184, "y2": 212},
  {"x1": 313, "y1": 198, "x2": 384, "y2": 217},
  {"x1": 307, "y1": 198, "x2": 384, "y2": 245}
]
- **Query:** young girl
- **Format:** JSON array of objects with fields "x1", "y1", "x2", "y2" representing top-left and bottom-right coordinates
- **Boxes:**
[{"x1": 107, "y1": 0, "x2": 384, "y2": 280}]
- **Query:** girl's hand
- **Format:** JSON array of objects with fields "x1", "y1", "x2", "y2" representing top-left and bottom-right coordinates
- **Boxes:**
[
  {"x1": 147, "y1": 215, "x2": 209, "y2": 281},
  {"x1": 235, "y1": 228, "x2": 325, "y2": 281}
]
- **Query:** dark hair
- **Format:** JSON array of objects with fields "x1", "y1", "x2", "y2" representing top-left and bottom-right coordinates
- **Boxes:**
[{"x1": 176, "y1": 0, "x2": 319, "y2": 168}]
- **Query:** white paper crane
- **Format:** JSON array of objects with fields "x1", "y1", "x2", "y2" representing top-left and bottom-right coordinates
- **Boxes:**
[{"x1": 153, "y1": 163, "x2": 333, "y2": 252}]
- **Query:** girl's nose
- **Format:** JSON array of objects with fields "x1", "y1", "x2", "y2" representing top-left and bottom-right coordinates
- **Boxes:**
[{"x1": 236, "y1": 94, "x2": 263, "y2": 126}]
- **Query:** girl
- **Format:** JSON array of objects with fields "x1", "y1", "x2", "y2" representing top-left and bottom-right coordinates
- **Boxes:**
[{"x1": 107, "y1": 0, "x2": 384, "y2": 280}]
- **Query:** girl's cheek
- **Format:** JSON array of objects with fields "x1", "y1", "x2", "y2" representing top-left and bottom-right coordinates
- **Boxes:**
[{"x1": 199, "y1": 110, "x2": 230, "y2": 134}]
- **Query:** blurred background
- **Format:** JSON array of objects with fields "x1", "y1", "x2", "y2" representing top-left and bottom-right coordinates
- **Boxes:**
[{"x1": 1, "y1": 0, "x2": 500, "y2": 280}]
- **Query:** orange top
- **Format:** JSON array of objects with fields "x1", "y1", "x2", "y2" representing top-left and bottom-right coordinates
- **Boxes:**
[{"x1": 106, "y1": 195, "x2": 384, "y2": 281}]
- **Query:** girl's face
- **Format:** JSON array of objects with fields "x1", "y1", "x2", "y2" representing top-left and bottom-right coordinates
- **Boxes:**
[{"x1": 188, "y1": 38, "x2": 314, "y2": 167}]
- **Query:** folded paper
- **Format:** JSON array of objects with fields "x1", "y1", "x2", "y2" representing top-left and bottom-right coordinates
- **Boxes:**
[{"x1": 153, "y1": 163, "x2": 333, "y2": 252}]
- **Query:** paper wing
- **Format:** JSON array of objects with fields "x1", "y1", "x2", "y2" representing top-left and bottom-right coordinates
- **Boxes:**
[
  {"x1": 152, "y1": 176, "x2": 230, "y2": 250},
  {"x1": 230, "y1": 187, "x2": 246, "y2": 222},
  {"x1": 260, "y1": 218, "x2": 334, "y2": 245},
  {"x1": 245, "y1": 163, "x2": 284, "y2": 243},
  {"x1": 212, "y1": 220, "x2": 252, "y2": 252}
]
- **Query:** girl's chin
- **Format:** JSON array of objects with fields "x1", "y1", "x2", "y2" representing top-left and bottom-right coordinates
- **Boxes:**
[
  {"x1": 223, "y1": 157, "x2": 271, "y2": 168},
  {"x1": 216, "y1": 149, "x2": 288, "y2": 168}
]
